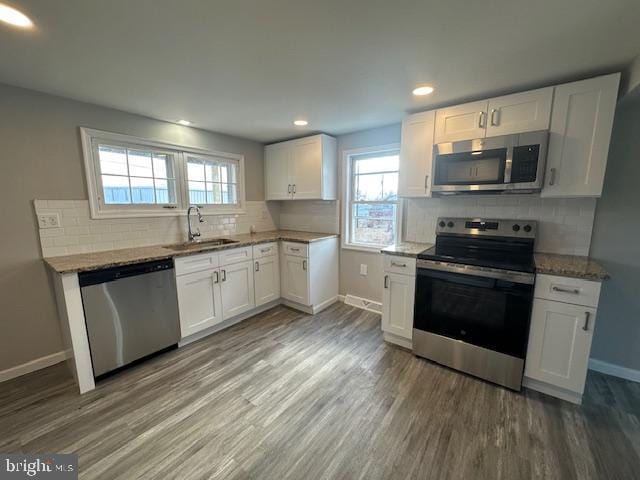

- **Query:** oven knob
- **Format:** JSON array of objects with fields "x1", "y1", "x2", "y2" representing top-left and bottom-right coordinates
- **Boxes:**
[
  {"x1": 439, "y1": 221, "x2": 446, "y2": 228},
  {"x1": 524, "y1": 225, "x2": 532, "y2": 233},
  {"x1": 447, "y1": 221, "x2": 455, "y2": 228},
  {"x1": 512, "y1": 224, "x2": 520, "y2": 232}
]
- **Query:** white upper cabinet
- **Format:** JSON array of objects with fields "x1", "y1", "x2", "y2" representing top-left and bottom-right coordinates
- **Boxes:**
[
  {"x1": 485, "y1": 87, "x2": 553, "y2": 137},
  {"x1": 264, "y1": 142, "x2": 291, "y2": 200},
  {"x1": 434, "y1": 100, "x2": 488, "y2": 143},
  {"x1": 399, "y1": 110, "x2": 436, "y2": 197},
  {"x1": 264, "y1": 134, "x2": 337, "y2": 200},
  {"x1": 541, "y1": 73, "x2": 620, "y2": 198}
]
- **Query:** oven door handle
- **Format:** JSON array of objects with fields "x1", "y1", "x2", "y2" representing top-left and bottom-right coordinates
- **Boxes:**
[{"x1": 417, "y1": 259, "x2": 535, "y2": 285}]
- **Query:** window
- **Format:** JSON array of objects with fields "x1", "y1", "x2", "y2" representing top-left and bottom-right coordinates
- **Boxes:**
[
  {"x1": 186, "y1": 154, "x2": 239, "y2": 206},
  {"x1": 81, "y1": 128, "x2": 245, "y2": 219},
  {"x1": 344, "y1": 146, "x2": 400, "y2": 249}
]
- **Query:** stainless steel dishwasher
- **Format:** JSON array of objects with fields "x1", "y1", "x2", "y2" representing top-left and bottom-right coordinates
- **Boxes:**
[{"x1": 79, "y1": 259, "x2": 180, "y2": 378}]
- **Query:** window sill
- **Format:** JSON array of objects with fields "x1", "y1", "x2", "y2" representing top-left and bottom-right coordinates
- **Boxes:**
[{"x1": 341, "y1": 243, "x2": 387, "y2": 254}]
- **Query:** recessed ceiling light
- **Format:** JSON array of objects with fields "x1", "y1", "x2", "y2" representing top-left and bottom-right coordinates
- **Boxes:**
[
  {"x1": 0, "y1": 3, "x2": 33, "y2": 28},
  {"x1": 293, "y1": 119, "x2": 308, "y2": 126},
  {"x1": 412, "y1": 86, "x2": 435, "y2": 96},
  {"x1": 177, "y1": 119, "x2": 192, "y2": 126}
]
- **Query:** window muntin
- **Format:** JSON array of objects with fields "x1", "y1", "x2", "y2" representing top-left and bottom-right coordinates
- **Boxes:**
[
  {"x1": 348, "y1": 152, "x2": 400, "y2": 248},
  {"x1": 186, "y1": 155, "x2": 239, "y2": 206},
  {"x1": 97, "y1": 144, "x2": 177, "y2": 205}
]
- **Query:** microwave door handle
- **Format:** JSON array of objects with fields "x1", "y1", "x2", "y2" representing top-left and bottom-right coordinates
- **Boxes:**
[{"x1": 504, "y1": 146, "x2": 513, "y2": 183}]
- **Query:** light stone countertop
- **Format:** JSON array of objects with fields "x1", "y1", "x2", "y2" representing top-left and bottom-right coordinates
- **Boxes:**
[
  {"x1": 380, "y1": 242, "x2": 433, "y2": 258},
  {"x1": 44, "y1": 230, "x2": 338, "y2": 274},
  {"x1": 534, "y1": 253, "x2": 609, "y2": 281}
]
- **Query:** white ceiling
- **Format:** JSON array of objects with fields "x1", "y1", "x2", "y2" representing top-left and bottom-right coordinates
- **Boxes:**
[{"x1": 1, "y1": 0, "x2": 639, "y2": 142}]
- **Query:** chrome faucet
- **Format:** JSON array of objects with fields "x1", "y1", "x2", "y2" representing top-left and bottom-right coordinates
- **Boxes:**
[{"x1": 187, "y1": 205, "x2": 204, "y2": 242}]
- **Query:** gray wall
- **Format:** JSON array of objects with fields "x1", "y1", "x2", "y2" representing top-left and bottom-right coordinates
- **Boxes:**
[
  {"x1": 0, "y1": 83, "x2": 265, "y2": 372},
  {"x1": 589, "y1": 96, "x2": 640, "y2": 371},
  {"x1": 337, "y1": 123, "x2": 402, "y2": 303}
]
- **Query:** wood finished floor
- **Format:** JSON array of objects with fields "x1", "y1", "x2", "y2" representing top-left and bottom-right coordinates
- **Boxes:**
[{"x1": 1, "y1": 303, "x2": 639, "y2": 479}]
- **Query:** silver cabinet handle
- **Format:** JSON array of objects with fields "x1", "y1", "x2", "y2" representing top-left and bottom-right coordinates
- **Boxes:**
[
  {"x1": 255, "y1": 261, "x2": 260, "y2": 272},
  {"x1": 384, "y1": 275, "x2": 389, "y2": 289},
  {"x1": 490, "y1": 108, "x2": 499, "y2": 126},
  {"x1": 583, "y1": 311, "x2": 591, "y2": 331},
  {"x1": 479, "y1": 111, "x2": 486, "y2": 129},
  {"x1": 549, "y1": 168, "x2": 556, "y2": 186},
  {"x1": 290, "y1": 247, "x2": 300, "y2": 252},
  {"x1": 292, "y1": 184, "x2": 296, "y2": 194},
  {"x1": 213, "y1": 270, "x2": 219, "y2": 284},
  {"x1": 391, "y1": 261, "x2": 407, "y2": 268},
  {"x1": 221, "y1": 269, "x2": 226, "y2": 282},
  {"x1": 260, "y1": 247, "x2": 270, "y2": 253},
  {"x1": 287, "y1": 184, "x2": 292, "y2": 194},
  {"x1": 424, "y1": 174, "x2": 429, "y2": 190},
  {"x1": 302, "y1": 260, "x2": 307, "y2": 271},
  {"x1": 552, "y1": 286, "x2": 580, "y2": 294}
]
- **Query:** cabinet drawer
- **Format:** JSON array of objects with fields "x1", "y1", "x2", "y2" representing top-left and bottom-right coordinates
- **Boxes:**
[
  {"x1": 534, "y1": 274, "x2": 601, "y2": 308},
  {"x1": 219, "y1": 246, "x2": 253, "y2": 266},
  {"x1": 174, "y1": 252, "x2": 219, "y2": 276},
  {"x1": 253, "y1": 242, "x2": 278, "y2": 259},
  {"x1": 383, "y1": 255, "x2": 416, "y2": 275},
  {"x1": 282, "y1": 241, "x2": 308, "y2": 258}
]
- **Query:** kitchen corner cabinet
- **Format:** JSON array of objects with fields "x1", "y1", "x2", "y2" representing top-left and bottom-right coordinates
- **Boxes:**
[
  {"x1": 399, "y1": 110, "x2": 436, "y2": 197},
  {"x1": 524, "y1": 274, "x2": 602, "y2": 404},
  {"x1": 381, "y1": 255, "x2": 416, "y2": 348},
  {"x1": 541, "y1": 73, "x2": 620, "y2": 198},
  {"x1": 265, "y1": 134, "x2": 337, "y2": 200}
]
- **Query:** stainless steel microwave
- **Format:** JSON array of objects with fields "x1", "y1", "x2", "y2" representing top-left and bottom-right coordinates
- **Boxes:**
[{"x1": 431, "y1": 130, "x2": 548, "y2": 194}]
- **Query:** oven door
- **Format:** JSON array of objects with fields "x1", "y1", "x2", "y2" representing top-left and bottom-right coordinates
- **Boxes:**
[{"x1": 413, "y1": 263, "x2": 534, "y2": 359}]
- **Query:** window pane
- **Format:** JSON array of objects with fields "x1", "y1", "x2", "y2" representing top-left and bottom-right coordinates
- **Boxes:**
[
  {"x1": 153, "y1": 154, "x2": 170, "y2": 179},
  {"x1": 154, "y1": 179, "x2": 175, "y2": 204},
  {"x1": 354, "y1": 155, "x2": 399, "y2": 174},
  {"x1": 130, "y1": 177, "x2": 155, "y2": 203},
  {"x1": 128, "y1": 150, "x2": 153, "y2": 177},
  {"x1": 102, "y1": 175, "x2": 131, "y2": 204},
  {"x1": 188, "y1": 181, "x2": 206, "y2": 204},
  {"x1": 206, "y1": 183, "x2": 221, "y2": 203},
  {"x1": 351, "y1": 203, "x2": 397, "y2": 246},
  {"x1": 223, "y1": 184, "x2": 237, "y2": 204},
  {"x1": 205, "y1": 163, "x2": 220, "y2": 182},
  {"x1": 98, "y1": 145, "x2": 128, "y2": 175},
  {"x1": 187, "y1": 158, "x2": 205, "y2": 181}
]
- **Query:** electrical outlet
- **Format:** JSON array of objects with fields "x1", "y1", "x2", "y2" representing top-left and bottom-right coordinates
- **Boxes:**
[
  {"x1": 38, "y1": 213, "x2": 61, "y2": 229},
  {"x1": 360, "y1": 264, "x2": 368, "y2": 276}
]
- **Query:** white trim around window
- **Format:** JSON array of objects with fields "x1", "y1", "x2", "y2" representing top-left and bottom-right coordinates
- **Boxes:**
[
  {"x1": 80, "y1": 127, "x2": 246, "y2": 219},
  {"x1": 341, "y1": 143, "x2": 402, "y2": 253}
]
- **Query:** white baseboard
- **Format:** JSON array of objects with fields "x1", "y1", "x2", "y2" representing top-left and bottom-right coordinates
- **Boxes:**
[
  {"x1": 523, "y1": 377, "x2": 582, "y2": 405},
  {"x1": 0, "y1": 351, "x2": 68, "y2": 383},
  {"x1": 343, "y1": 294, "x2": 382, "y2": 314},
  {"x1": 589, "y1": 358, "x2": 640, "y2": 383}
]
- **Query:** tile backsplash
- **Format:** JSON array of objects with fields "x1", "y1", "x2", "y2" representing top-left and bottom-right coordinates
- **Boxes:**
[
  {"x1": 277, "y1": 200, "x2": 340, "y2": 234},
  {"x1": 404, "y1": 196, "x2": 597, "y2": 256},
  {"x1": 34, "y1": 200, "x2": 279, "y2": 257}
]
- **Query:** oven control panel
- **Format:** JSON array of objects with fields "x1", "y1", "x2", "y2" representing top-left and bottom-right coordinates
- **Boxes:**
[{"x1": 436, "y1": 217, "x2": 536, "y2": 239}]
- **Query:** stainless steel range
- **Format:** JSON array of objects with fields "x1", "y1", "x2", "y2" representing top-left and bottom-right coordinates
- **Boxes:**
[{"x1": 413, "y1": 217, "x2": 537, "y2": 390}]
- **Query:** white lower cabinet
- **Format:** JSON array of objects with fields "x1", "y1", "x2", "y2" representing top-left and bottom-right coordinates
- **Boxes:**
[
  {"x1": 176, "y1": 268, "x2": 223, "y2": 337},
  {"x1": 281, "y1": 254, "x2": 310, "y2": 305},
  {"x1": 381, "y1": 255, "x2": 415, "y2": 347},
  {"x1": 220, "y1": 260, "x2": 255, "y2": 319},
  {"x1": 524, "y1": 274, "x2": 602, "y2": 404},
  {"x1": 254, "y1": 255, "x2": 280, "y2": 307}
]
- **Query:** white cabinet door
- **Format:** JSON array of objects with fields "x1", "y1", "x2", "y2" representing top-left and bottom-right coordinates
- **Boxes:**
[
  {"x1": 485, "y1": 87, "x2": 553, "y2": 137},
  {"x1": 541, "y1": 73, "x2": 620, "y2": 198},
  {"x1": 434, "y1": 100, "x2": 488, "y2": 143},
  {"x1": 220, "y1": 260, "x2": 255, "y2": 319},
  {"x1": 176, "y1": 269, "x2": 223, "y2": 337},
  {"x1": 281, "y1": 254, "x2": 310, "y2": 305},
  {"x1": 254, "y1": 256, "x2": 280, "y2": 307},
  {"x1": 399, "y1": 110, "x2": 436, "y2": 197},
  {"x1": 265, "y1": 142, "x2": 292, "y2": 200},
  {"x1": 382, "y1": 272, "x2": 415, "y2": 340},
  {"x1": 525, "y1": 299, "x2": 596, "y2": 394},
  {"x1": 290, "y1": 136, "x2": 323, "y2": 199}
]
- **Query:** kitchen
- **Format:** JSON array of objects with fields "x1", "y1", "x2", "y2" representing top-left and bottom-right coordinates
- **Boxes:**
[{"x1": 1, "y1": 1, "x2": 640, "y2": 479}]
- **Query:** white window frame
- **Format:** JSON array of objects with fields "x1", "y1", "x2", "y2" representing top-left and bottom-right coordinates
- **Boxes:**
[
  {"x1": 80, "y1": 127, "x2": 246, "y2": 219},
  {"x1": 342, "y1": 143, "x2": 402, "y2": 253}
]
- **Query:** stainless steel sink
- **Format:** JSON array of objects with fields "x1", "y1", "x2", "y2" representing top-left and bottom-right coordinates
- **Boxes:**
[{"x1": 164, "y1": 238, "x2": 238, "y2": 251}]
